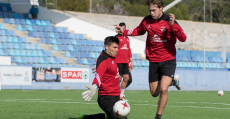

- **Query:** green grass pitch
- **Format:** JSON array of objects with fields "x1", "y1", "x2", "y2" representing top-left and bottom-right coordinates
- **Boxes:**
[{"x1": 0, "y1": 90, "x2": 229, "y2": 119}]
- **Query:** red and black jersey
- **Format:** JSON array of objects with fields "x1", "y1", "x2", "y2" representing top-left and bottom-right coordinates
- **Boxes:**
[
  {"x1": 122, "y1": 14, "x2": 187, "y2": 62},
  {"x1": 92, "y1": 50, "x2": 120, "y2": 96},
  {"x1": 115, "y1": 34, "x2": 132, "y2": 63}
]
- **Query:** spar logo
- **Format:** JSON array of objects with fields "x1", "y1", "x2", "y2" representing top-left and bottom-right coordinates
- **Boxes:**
[{"x1": 62, "y1": 71, "x2": 88, "y2": 79}]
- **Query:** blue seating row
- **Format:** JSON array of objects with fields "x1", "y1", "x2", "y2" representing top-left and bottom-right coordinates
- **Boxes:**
[
  {"x1": 0, "y1": 6, "x2": 12, "y2": 12},
  {"x1": 5, "y1": 18, "x2": 50, "y2": 26},
  {"x1": 28, "y1": 31, "x2": 84, "y2": 39},
  {"x1": 65, "y1": 52, "x2": 101, "y2": 59},
  {"x1": 0, "y1": 30, "x2": 16, "y2": 36},
  {"x1": 11, "y1": 56, "x2": 66, "y2": 64},
  {"x1": 0, "y1": 12, "x2": 28, "y2": 19},
  {"x1": 17, "y1": 25, "x2": 66, "y2": 32},
  {"x1": 53, "y1": 45, "x2": 104, "y2": 52},
  {"x1": 176, "y1": 56, "x2": 224, "y2": 63},
  {"x1": 177, "y1": 62, "x2": 225, "y2": 69},
  {"x1": 77, "y1": 58, "x2": 95, "y2": 65},
  {"x1": 0, "y1": 50, "x2": 53, "y2": 57},
  {"x1": 0, "y1": 36, "x2": 27, "y2": 43},
  {"x1": 0, "y1": 43, "x2": 41, "y2": 50},
  {"x1": 42, "y1": 39, "x2": 103, "y2": 46}
]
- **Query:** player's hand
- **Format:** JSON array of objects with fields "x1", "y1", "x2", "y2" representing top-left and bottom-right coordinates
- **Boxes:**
[
  {"x1": 82, "y1": 84, "x2": 97, "y2": 102},
  {"x1": 92, "y1": 66, "x2": 96, "y2": 74},
  {"x1": 114, "y1": 24, "x2": 124, "y2": 34},
  {"x1": 130, "y1": 62, "x2": 134, "y2": 72},
  {"x1": 169, "y1": 13, "x2": 175, "y2": 26}
]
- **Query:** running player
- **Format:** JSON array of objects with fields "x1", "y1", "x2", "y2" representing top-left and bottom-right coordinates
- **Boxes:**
[
  {"x1": 114, "y1": 0, "x2": 186, "y2": 118},
  {"x1": 79, "y1": 36, "x2": 127, "y2": 119},
  {"x1": 115, "y1": 22, "x2": 133, "y2": 100}
]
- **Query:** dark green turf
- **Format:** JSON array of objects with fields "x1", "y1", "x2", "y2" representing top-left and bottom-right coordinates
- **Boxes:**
[{"x1": 0, "y1": 90, "x2": 229, "y2": 119}]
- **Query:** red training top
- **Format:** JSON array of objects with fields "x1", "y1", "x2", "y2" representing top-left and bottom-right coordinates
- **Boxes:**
[
  {"x1": 115, "y1": 34, "x2": 132, "y2": 64},
  {"x1": 122, "y1": 14, "x2": 187, "y2": 62},
  {"x1": 92, "y1": 50, "x2": 120, "y2": 96}
]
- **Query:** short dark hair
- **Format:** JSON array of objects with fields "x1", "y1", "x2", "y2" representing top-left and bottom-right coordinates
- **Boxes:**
[
  {"x1": 119, "y1": 22, "x2": 126, "y2": 27},
  {"x1": 146, "y1": 0, "x2": 163, "y2": 8},
  {"x1": 104, "y1": 36, "x2": 119, "y2": 46}
]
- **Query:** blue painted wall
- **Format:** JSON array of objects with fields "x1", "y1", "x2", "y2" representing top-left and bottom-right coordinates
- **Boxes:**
[{"x1": 2, "y1": 69, "x2": 230, "y2": 91}]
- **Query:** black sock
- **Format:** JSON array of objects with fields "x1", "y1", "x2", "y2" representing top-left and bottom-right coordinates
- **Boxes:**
[
  {"x1": 155, "y1": 113, "x2": 162, "y2": 119},
  {"x1": 171, "y1": 79, "x2": 175, "y2": 86}
]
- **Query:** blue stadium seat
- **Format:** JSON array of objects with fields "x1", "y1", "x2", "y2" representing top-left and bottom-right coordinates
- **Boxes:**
[
  {"x1": 8, "y1": 49, "x2": 14, "y2": 56},
  {"x1": 24, "y1": 43, "x2": 30, "y2": 50},
  {"x1": 15, "y1": 57, "x2": 22, "y2": 63},
  {"x1": 95, "y1": 53, "x2": 100, "y2": 58},
  {"x1": 52, "y1": 27, "x2": 57, "y2": 32},
  {"x1": 29, "y1": 44, "x2": 35, "y2": 50},
  {"x1": 10, "y1": 30, "x2": 16, "y2": 36},
  {"x1": 69, "y1": 34, "x2": 74, "y2": 39},
  {"x1": 14, "y1": 50, "x2": 20, "y2": 56},
  {"x1": 226, "y1": 63, "x2": 230, "y2": 69},
  {"x1": 75, "y1": 52, "x2": 80, "y2": 58},
  {"x1": 191, "y1": 56, "x2": 202, "y2": 62},
  {"x1": 59, "y1": 58, "x2": 65, "y2": 64},
  {"x1": 5, "y1": 30, "x2": 10, "y2": 36},
  {"x1": 46, "y1": 26, "x2": 52, "y2": 32},
  {"x1": 41, "y1": 20, "x2": 46, "y2": 26},
  {"x1": 66, "y1": 39, "x2": 71, "y2": 45},
  {"x1": 57, "y1": 27, "x2": 62, "y2": 33},
  {"x1": 53, "y1": 45, "x2": 58, "y2": 51},
  {"x1": 85, "y1": 52, "x2": 90, "y2": 58},
  {"x1": 74, "y1": 34, "x2": 78, "y2": 39},
  {"x1": 18, "y1": 43, "x2": 23, "y2": 50},
  {"x1": 38, "y1": 57, "x2": 44, "y2": 64},
  {"x1": 47, "y1": 51, "x2": 53, "y2": 57},
  {"x1": 141, "y1": 60, "x2": 146, "y2": 67},
  {"x1": 13, "y1": 43, "x2": 19, "y2": 49},
  {"x1": 65, "y1": 52, "x2": 71, "y2": 58},
  {"x1": 6, "y1": 43, "x2": 12, "y2": 49},
  {"x1": 20, "y1": 50, "x2": 26, "y2": 56},
  {"x1": 71, "y1": 39, "x2": 77, "y2": 45},
  {"x1": 0, "y1": 30, "x2": 4, "y2": 36},
  {"x1": 32, "y1": 57, "x2": 38, "y2": 63},
  {"x1": 33, "y1": 32, "x2": 39, "y2": 37},
  {"x1": 24, "y1": 14, "x2": 29, "y2": 19},
  {"x1": 11, "y1": 56, "x2": 16, "y2": 63},
  {"x1": 14, "y1": 18, "x2": 20, "y2": 24},
  {"x1": 70, "y1": 52, "x2": 75, "y2": 58},
  {"x1": 64, "y1": 33, "x2": 69, "y2": 39},
  {"x1": 83, "y1": 46, "x2": 88, "y2": 52},
  {"x1": 30, "y1": 19, "x2": 35, "y2": 25},
  {"x1": 28, "y1": 31, "x2": 33, "y2": 37},
  {"x1": 3, "y1": 12, "x2": 8, "y2": 18},
  {"x1": 43, "y1": 57, "x2": 48, "y2": 64},
  {"x1": 57, "y1": 45, "x2": 62, "y2": 51},
  {"x1": 62, "y1": 28, "x2": 67, "y2": 33},
  {"x1": 44, "y1": 32, "x2": 49, "y2": 38},
  {"x1": 77, "y1": 58, "x2": 83, "y2": 64},
  {"x1": 45, "y1": 20, "x2": 50, "y2": 26},
  {"x1": 35, "y1": 20, "x2": 41, "y2": 25},
  {"x1": 81, "y1": 40, "x2": 86, "y2": 46},
  {"x1": 4, "y1": 18, "x2": 9, "y2": 24},
  {"x1": 68, "y1": 45, "x2": 74, "y2": 51},
  {"x1": 0, "y1": 12, "x2": 3, "y2": 18},
  {"x1": 42, "y1": 50, "x2": 47, "y2": 57},
  {"x1": 36, "y1": 26, "x2": 42, "y2": 32},
  {"x1": 31, "y1": 50, "x2": 37, "y2": 57},
  {"x1": 54, "y1": 33, "x2": 59, "y2": 38},
  {"x1": 22, "y1": 37, "x2": 27, "y2": 43},
  {"x1": 59, "y1": 33, "x2": 64, "y2": 39},
  {"x1": 90, "y1": 52, "x2": 96, "y2": 59},
  {"x1": 20, "y1": 19, "x2": 26, "y2": 25},
  {"x1": 63, "y1": 45, "x2": 68, "y2": 51},
  {"x1": 6, "y1": 36, "x2": 12, "y2": 42},
  {"x1": 13, "y1": 13, "x2": 19, "y2": 18},
  {"x1": 0, "y1": 24, "x2": 5, "y2": 30},
  {"x1": 88, "y1": 46, "x2": 93, "y2": 52},
  {"x1": 50, "y1": 38, "x2": 56, "y2": 44},
  {"x1": 38, "y1": 32, "x2": 44, "y2": 38},
  {"x1": 136, "y1": 60, "x2": 141, "y2": 67},
  {"x1": 80, "y1": 52, "x2": 85, "y2": 58},
  {"x1": 17, "y1": 37, "x2": 22, "y2": 43},
  {"x1": 0, "y1": 36, "x2": 6, "y2": 42},
  {"x1": 132, "y1": 54, "x2": 139, "y2": 60},
  {"x1": 8, "y1": 12, "x2": 14, "y2": 18},
  {"x1": 100, "y1": 41, "x2": 104, "y2": 46},
  {"x1": 95, "y1": 41, "x2": 100, "y2": 46},
  {"x1": 98, "y1": 47, "x2": 103, "y2": 52},
  {"x1": 73, "y1": 45, "x2": 78, "y2": 51},
  {"x1": 35, "y1": 44, "x2": 41, "y2": 50},
  {"x1": 18, "y1": 13, "x2": 24, "y2": 19},
  {"x1": 25, "y1": 50, "x2": 31, "y2": 56},
  {"x1": 16, "y1": 25, "x2": 23, "y2": 31},
  {"x1": 27, "y1": 25, "x2": 33, "y2": 31},
  {"x1": 2, "y1": 49, "x2": 8, "y2": 55},
  {"x1": 79, "y1": 34, "x2": 84, "y2": 40},
  {"x1": 42, "y1": 26, "x2": 47, "y2": 32},
  {"x1": 48, "y1": 57, "x2": 55, "y2": 64},
  {"x1": 9, "y1": 18, "x2": 15, "y2": 24},
  {"x1": 7, "y1": 7, "x2": 12, "y2": 12},
  {"x1": 45, "y1": 38, "x2": 51, "y2": 44}
]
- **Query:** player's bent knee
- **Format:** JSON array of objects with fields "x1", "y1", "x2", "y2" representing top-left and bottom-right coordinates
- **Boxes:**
[{"x1": 160, "y1": 87, "x2": 168, "y2": 95}]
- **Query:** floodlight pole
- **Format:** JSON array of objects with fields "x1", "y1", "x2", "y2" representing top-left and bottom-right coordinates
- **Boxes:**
[
  {"x1": 203, "y1": 0, "x2": 206, "y2": 70},
  {"x1": 89, "y1": 0, "x2": 92, "y2": 13}
]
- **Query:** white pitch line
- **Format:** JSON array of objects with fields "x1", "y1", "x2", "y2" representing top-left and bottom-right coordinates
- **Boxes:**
[{"x1": 0, "y1": 100, "x2": 230, "y2": 110}]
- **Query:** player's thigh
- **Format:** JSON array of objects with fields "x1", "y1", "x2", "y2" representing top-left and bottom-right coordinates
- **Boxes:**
[{"x1": 149, "y1": 80, "x2": 161, "y2": 97}]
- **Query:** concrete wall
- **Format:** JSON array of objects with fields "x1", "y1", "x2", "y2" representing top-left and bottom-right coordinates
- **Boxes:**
[{"x1": 2, "y1": 69, "x2": 230, "y2": 91}]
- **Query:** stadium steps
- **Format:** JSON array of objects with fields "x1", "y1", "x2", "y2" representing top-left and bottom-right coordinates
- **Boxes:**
[{"x1": 0, "y1": 19, "x2": 80, "y2": 65}]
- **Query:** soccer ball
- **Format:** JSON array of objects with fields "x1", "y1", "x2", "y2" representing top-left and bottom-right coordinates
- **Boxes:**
[
  {"x1": 113, "y1": 100, "x2": 130, "y2": 117},
  {"x1": 218, "y1": 90, "x2": 224, "y2": 96}
]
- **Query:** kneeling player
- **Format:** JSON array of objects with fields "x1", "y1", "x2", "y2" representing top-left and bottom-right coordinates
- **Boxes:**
[{"x1": 79, "y1": 36, "x2": 127, "y2": 119}]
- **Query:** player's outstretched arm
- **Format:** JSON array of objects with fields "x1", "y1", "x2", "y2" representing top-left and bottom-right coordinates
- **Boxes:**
[{"x1": 169, "y1": 13, "x2": 187, "y2": 42}]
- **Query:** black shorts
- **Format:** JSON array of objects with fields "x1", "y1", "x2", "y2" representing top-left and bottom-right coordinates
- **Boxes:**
[
  {"x1": 117, "y1": 63, "x2": 129, "y2": 75},
  {"x1": 149, "y1": 59, "x2": 176, "y2": 83},
  {"x1": 98, "y1": 95, "x2": 124, "y2": 119}
]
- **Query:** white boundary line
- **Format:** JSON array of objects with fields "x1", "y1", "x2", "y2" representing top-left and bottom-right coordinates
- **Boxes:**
[{"x1": 0, "y1": 99, "x2": 230, "y2": 110}]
